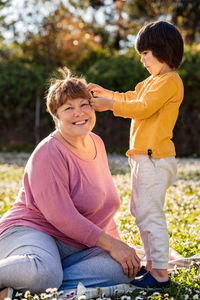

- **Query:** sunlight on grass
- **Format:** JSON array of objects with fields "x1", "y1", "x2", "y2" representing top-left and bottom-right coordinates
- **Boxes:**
[
  {"x1": 0, "y1": 163, "x2": 24, "y2": 216},
  {"x1": 0, "y1": 154, "x2": 200, "y2": 299}
]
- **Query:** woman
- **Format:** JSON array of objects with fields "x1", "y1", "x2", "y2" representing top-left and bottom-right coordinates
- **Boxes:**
[{"x1": 0, "y1": 68, "x2": 140, "y2": 298}]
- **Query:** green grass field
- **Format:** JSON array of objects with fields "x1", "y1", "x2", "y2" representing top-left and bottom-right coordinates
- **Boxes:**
[{"x1": 0, "y1": 154, "x2": 200, "y2": 299}]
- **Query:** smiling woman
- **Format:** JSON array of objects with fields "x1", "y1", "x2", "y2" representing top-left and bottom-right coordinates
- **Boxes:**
[{"x1": 0, "y1": 67, "x2": 140, "y2": 298}]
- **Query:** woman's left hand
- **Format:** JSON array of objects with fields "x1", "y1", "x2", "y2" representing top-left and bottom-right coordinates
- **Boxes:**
[{"x1": 96, "y1": 231, "x2": 141, "y2": 278}]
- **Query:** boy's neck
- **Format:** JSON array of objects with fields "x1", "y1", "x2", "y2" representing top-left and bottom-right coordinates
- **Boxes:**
[{"x1": 158, "y1": 64, "x2": 174, "y2": 75}]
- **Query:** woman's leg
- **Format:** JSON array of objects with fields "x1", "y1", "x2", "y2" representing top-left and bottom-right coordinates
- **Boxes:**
[
  {"x1": 60, "y1": 247, "x2": 133, "y2": 290},
  {"x1": 0, "y1": 226, "x2": 63, "y2": 293}
]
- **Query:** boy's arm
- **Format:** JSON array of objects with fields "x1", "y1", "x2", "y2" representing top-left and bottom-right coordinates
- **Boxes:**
[
  {"x1": 114, "y1": 77, "x2": 179, "y2": 119},
  {"x1": 112, "y1": 90, "x2": 137, "y2": 102},
  {"x1": 112, "y1": 81, "x2": 144, "y2": 102},
  {"x1": 88, "y1": 82, "x2": 143, "y2": 102}
]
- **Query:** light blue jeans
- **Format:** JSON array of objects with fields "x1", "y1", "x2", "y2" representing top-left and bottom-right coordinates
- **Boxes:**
[{"x1": 0, "y1": 226, "x2": 132, "y2": 293}]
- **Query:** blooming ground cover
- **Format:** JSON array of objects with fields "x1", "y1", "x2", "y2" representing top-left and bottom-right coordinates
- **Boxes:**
[{"x1": 0, "y1": 153, "x2": 200, "y2": 299}]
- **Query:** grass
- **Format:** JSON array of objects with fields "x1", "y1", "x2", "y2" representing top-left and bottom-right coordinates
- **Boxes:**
[{"x1": 0, "y1": 154, "x2": 200, "y2": 299}]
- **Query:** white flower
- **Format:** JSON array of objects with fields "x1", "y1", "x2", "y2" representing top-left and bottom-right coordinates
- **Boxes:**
[
  {"x1": 193, "y1": 295, "x2": 199, "y2": 300},
  {"x1": 50, "y1": 288, "x2": 58, "y2": 293},
  {"x1": 139, "y1": 291, "x2": 147, "y2": 295},
  {"x1": 78, "y1": 296, "x2": 86, "y2": 300},
  {"x1": 24, "y1": 290, "x2": 31, "y2": 298},
  {"x1": 153, "y1": 292, "x2": 160, "y2": 296},
  {"x1": 184, "y1": 296, "x2": 189, "y2": 300},
  {"x1": 120, "y1": 296, "x2": 131, "y2": 300}
]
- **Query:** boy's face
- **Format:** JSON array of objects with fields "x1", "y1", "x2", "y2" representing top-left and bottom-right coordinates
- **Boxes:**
[{"x1": 140, "y1": 50, "x2": 172, "y2": 76}]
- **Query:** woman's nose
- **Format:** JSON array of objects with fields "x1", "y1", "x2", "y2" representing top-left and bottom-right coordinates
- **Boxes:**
[{"x1": 73, "y1": 107, "x2": 84, "y2": 116}]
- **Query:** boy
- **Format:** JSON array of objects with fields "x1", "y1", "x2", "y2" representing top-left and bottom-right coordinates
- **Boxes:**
[{"x1": 88, "y1": 21, "x2": 184, "y2": 288}]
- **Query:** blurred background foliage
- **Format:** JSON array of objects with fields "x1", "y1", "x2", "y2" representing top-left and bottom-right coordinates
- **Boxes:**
[{"x1": 0, "y1": 0, "x2": 200, "y2": 156}]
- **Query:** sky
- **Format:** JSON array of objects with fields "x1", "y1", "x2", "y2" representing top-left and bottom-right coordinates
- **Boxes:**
[
  {"x1": 0, "y1": 0, "x2": 136, "y2": 48},
  {"x1": 0, "y1": 0, "x2": 107, "y2": 43}
]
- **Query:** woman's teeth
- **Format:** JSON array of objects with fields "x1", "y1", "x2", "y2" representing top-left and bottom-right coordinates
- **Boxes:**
[{"x1": 74, "y1": 120, "x2": 86, "y2": 125}]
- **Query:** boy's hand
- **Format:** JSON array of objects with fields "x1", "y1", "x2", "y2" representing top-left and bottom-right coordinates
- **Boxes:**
[
  {"x1": 90, "y1": 97, "x2": 114, "y2": 112},
  {"x1": 87, "y1": 83, "x2": 113, "y2": 99}
]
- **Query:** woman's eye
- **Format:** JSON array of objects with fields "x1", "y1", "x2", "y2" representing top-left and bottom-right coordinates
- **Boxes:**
[
  {"x1": 82, "y1": 103, "x2": 89, "y2": 107},
  {"x1": 65, "y1": 107, "x2": 72, "y2": 110}
]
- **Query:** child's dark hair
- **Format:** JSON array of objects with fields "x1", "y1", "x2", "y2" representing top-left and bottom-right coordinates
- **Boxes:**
[{"x1": 135, "y1": 21, "x2": 184, "y2": 69}]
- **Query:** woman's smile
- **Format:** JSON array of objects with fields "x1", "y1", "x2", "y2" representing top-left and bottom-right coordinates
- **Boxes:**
[{"x1": 72, "y1": 119, "x2": 88, "y2": 125}]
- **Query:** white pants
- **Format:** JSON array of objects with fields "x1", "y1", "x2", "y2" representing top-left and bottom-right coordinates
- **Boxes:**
[{"x1": 129, "y1": 155, "x2": 177, "y2": 269}]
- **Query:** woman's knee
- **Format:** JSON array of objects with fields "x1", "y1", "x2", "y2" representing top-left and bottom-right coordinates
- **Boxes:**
[
  {"x1": 99, "y1": 252, "x2": 131, "y2": 284},
  {"x1": 65, "y1": 249, "x2": 132, "y2": 287},
  {"x1": 20, "y1": 256, "x2": 63, "y2": 293}
]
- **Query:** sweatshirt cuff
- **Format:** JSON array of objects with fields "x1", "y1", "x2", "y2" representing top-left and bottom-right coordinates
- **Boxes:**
[
  {"x1": 84, "y1": 226, "x2": 103, "y2": 247},
  {"x1": 113, "y1": 101, "x2": 123, "y2": 117}
]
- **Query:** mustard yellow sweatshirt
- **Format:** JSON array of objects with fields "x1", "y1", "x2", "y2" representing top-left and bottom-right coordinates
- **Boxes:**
[{"x1": 113, "y1": 71, "x2": 184, "y2": 158}]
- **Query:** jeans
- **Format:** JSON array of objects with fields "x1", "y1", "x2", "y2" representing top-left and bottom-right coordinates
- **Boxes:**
[{"x1": 0, "y1": 226, "x2": 132, "y2": 293}]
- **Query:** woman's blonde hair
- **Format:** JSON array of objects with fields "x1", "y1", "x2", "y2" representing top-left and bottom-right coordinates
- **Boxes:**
[{"x1": 46, "y1": 67, "x2": 91, "y2": 123}]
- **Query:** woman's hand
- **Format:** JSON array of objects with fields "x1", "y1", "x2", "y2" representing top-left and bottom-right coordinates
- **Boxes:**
[
  {"x1": 90, "y1": 97, "x2": 114, "y2": 112},
  {"x1": 87, "y1": 83, "x2": 113, "y2": 99},
  {"x1": 96, "y1": 232, "x2": 141, "y2": 278}
]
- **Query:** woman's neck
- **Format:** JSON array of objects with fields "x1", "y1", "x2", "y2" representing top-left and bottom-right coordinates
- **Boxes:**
[
  {"x1": 54, "y1": 130, "x2": 96, "y2": 160},
  {"x1": 58, "y1": 130, "x2": 88, "y2": 149}
]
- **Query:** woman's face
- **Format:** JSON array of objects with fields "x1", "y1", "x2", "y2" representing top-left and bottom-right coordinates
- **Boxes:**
[{"x1": 56, "y1": 98, "x2": 96, "y2": 138}]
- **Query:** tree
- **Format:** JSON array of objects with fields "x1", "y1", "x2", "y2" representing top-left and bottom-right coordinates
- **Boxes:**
[
  {"x1": 20, "y1": 4, "x2": 103, "y2": 71},
  {"x1": 125, "y1": 0, "x2": 200, "y2": 45},
  {"x1": 171, "y1": 0, "x2": 200, "y2": 45}
]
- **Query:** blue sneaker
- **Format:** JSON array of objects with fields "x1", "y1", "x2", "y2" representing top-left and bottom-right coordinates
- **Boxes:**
[
  {"x1": 135, "y1": 266, "x2": 148, "y2": 277},
  {"x1": 132, "y1": 272, "x2": 171, "y2": 288}
]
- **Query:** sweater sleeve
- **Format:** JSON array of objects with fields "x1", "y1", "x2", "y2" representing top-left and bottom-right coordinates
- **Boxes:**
[
  {"x1": 112, "y1": 81, "x2": 143, "y2": 102},
  {"x1": 112, "y1": 90, "x2": 137, "y2": 101},
  {"x1": 25, "y1": 142, "x2": 102, "y2": 247},
  {"x1": 113, "y1": 77, "x2": 178, "y2": 119}
]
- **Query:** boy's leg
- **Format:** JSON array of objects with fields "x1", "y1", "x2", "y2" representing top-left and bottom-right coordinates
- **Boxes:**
[
  {"x1": 60, "y1": 247, "x2": 133, "y2": 290},
  {"x1": 139, "y1": 229, "x2": 152, "y2": 271},
  {"x1": 0, "y1": 226, "x2": 63, "y2": 293},
  {"x1": 130, "y1": 156, "x2": 177, "y2": 283}
]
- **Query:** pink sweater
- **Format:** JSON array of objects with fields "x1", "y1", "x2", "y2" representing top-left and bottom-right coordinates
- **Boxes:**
[{"x1": 0, "y1": 133, "x2": 120, "y2": 248}]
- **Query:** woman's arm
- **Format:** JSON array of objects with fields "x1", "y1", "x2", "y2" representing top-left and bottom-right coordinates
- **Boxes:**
[{"x1": 96, "y1": 231, "x2": 140, "y2": 278}]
